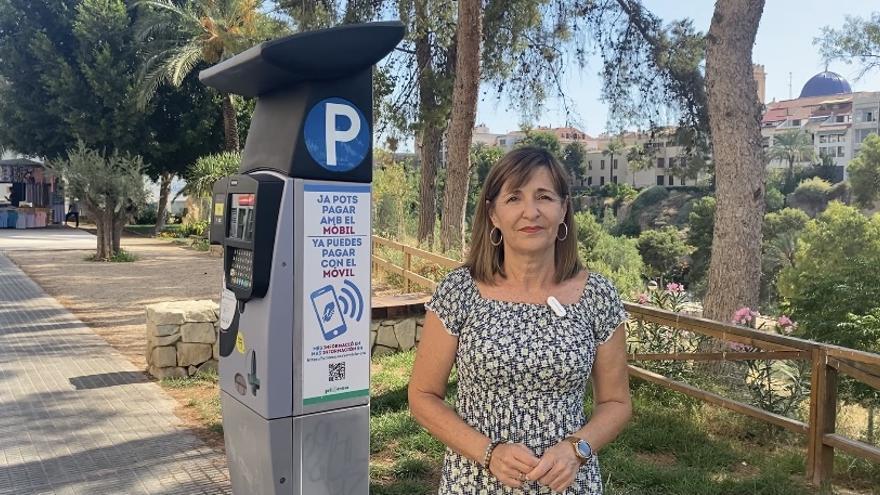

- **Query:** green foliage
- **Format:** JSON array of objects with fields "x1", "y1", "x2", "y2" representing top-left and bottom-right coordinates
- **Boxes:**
[
  {"x1": 847, "y1": 133, "x2": 880, "y2": 208},
  {"x1": 515, "y1": 130, "x2": 560, "y2": 156},
  {"x1": 585, "y1": 234, "x2": 645, "y2": 298},
  {"x1": 561, "y1": 141, "x2": 587, "y2": 181},
  {"x1": 573, "y1": 211, "x2": 604, "y2": 254},
  {"x1": 788, "y1": 177, "x2": 832, "y2": 217},
  {"x1": 467, "y1": 144, "x2": 504, "y2": 221},
  {"x1": 685, "y1": 196, "x2": 715, "y2": 297},
  {"x1": 816, "y1": 12, "x2": 880, "y2": 79},
  {"x1": 764, "y1": 187, "x2": 785, "y2": 213},
  {"x1": 86, "y1": 249, "x2": 138, "y2": 262},
  {"x1": 0, "y1": 0, "x2": 141, "y2": 157},
  {"x1": 637, "y1": 226, "x2": 693, "y2": 283},
  {"x1": 760, "y1": 207, "x2": 810, "y2": 311},
  {"x1": 630, "y1": 185, "x2": 670, "y2": 213},
  {"x1": 181, "y1": 152, "x2": 242, "y2": 199},
  {"x1": 180, "y1": 220, "x2": 209, "y2": 238},
  {"x1": 779, "y1": 203, "x2": 880, "y2": 356},
  {"x1": 373, "y1": 151, "x2": 419, "y2": 239},
  {"x1": 135, "y1": 203, "x2": 159, "y2": 225}
]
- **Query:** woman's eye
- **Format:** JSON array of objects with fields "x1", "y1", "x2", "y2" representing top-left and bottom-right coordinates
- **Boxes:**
[
  {"x1": 506, "y1": 196, "x2": 520, "y2": 203},
  {"x1": 539, "y1": 194, "x2": 556, "y2": 201}
]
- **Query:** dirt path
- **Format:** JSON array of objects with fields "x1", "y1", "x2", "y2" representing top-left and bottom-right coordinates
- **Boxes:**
[{"x1": 6, "y1": 234, "x2": 223, "y2": 371}]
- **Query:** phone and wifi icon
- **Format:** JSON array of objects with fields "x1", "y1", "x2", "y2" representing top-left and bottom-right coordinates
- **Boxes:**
[{"x1": 309, "y1": 279, "x2": 364, "y2": 341}]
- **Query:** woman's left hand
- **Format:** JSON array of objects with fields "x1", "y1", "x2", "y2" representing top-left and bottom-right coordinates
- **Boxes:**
[{"x1": 525, "y1": 441, "x2": 581, "y2": 492}]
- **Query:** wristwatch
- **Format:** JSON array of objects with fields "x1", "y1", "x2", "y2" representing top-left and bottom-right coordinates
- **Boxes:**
[{"x1": 565, "y1": 436, "x2": 593, "y2": 464}]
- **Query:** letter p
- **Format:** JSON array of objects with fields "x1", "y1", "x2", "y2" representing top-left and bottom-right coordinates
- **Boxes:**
[{"x1": 325, "y1": 103, "x2": 361, "y2": 167}]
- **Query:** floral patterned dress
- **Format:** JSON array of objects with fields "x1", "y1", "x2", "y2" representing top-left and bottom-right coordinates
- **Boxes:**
[{"x1": 425, "y1": 267, "x2": 629, "y2": 495}]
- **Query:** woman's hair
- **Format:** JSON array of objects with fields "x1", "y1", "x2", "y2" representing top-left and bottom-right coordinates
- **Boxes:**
[{"x1": 466, "y1": 146, "x2": 582, "y2": 284}]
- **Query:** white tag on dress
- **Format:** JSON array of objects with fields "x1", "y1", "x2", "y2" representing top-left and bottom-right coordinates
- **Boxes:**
[{"x1": 547, "y1": 296, "x2": 566, "y2": 317}]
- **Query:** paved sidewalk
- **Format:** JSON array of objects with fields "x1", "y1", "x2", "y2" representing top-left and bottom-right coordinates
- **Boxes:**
[
  {"x1": 0, "y1": 254, "x2": 231, "y2": 495},
  {"x1": 0, "y1": 227, "x2": 96, "y2": 251}
]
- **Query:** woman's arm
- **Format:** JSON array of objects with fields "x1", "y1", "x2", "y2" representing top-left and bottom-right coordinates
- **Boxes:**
[
  {"x1": 408, "y1": 310, "x2": 539, "y2": 487},
  {"x1": 573, "y1": 321, "x2": 633, "y2": 448}
]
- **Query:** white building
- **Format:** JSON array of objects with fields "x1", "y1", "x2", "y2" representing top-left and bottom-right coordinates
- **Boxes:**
[{"x1": 762, "y1": 71, "x2": 880, "y2": 180}]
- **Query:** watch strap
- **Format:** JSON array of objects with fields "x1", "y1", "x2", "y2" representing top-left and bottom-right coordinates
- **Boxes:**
[{"x1": 564, "y1": 436, "x2": 592, "y2": 464}]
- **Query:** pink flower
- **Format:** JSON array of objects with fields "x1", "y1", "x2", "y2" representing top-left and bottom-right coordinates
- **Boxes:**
[
  {"x1": 637, "y1": 293, "x2": 649, "y2": 304},
  {"x1": 729, "y1": 341, "x2": 751, "y2": 352},
  {"x1": 732, "y1": 307, "x2": 754, "y2": 325},
  {"x1": 777, "y1": 315, "x2": 793, "y2": 328},
  {"x1": 666, "y1": 282, "x2": 684, "y2": 294}
]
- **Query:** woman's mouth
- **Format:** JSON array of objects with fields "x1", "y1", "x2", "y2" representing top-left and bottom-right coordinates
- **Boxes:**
[{"x1": 519, "y1": 226, "x2": 544, "y2": 234}]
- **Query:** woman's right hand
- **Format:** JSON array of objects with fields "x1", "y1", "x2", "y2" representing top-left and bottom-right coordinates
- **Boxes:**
[{"x1": 488, "y1": 443, "x2": 540, "y2": 488}]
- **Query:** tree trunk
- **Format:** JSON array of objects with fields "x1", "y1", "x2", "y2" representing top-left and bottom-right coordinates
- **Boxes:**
[
  {"x1": 154, "y1": 171, "x2": 172, "y2": 235},
  {"x1": 222, "y1": 93, "x2": 240, "y2": 152},
  {"x1": 113, "y1": 213, "x2": 125, "y2": 255},
  {"x1": 702, "y1": 0, "x2": 766, "y2": 323},
  {"x1": 417, "y1": 128, "x2": 443, "y2": 246},
  {"x1": 439, "y1": 0, "x2": 481, "y2": 252}
]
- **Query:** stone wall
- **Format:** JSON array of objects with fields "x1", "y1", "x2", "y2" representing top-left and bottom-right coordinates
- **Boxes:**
[
  {"x1": 145, "y1": 300, "x2": 219, "y2": 379},
  {"x1": 370, "y1": 316, "x2": 425, "y2": 356},
  {"x1": 144, "y1": 299, "x2": 426, "y2": 378}
]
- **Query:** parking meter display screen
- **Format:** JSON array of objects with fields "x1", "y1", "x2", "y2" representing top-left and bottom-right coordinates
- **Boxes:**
[{"x1": 229, "y1": 194, "x2": 255, "y2": 241}]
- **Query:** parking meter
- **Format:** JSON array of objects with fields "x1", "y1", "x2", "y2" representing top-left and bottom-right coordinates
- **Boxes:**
[{"x1": 201, "y1": 22, "x2": 404, "y2": 495}]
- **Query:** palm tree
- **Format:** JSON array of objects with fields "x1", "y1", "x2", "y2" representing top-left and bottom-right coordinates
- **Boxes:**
[
  {"x1": 135, "y1": 0, "x2": 284, "y2": 151},
  {"x1": 602, "y1": 137, "x2": 625, "y2": 186},
  {"x1": 768, "y1": 129, "x2": 816, "y2": 189},
  {"x1": 625, "y1": 144, "x2": 653, "y2": 186}
]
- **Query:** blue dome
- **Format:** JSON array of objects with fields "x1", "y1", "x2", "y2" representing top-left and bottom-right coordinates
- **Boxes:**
[{"x1": 799, "y1": 71, "x2": 852, "y2": 98}]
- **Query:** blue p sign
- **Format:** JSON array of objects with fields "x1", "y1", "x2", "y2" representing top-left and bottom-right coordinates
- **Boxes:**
[{"x1": 304, "y1": 97, "x2": 370, "y2": 172}]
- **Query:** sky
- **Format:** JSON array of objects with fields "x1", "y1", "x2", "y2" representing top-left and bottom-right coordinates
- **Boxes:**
[{"x1": 474, "y1": 0, "x2": 880, "y2": 137}]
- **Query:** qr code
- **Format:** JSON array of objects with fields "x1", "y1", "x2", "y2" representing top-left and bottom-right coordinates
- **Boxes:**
[{"x1": 329, "y1": 362, "x2": 346, "y2": 382}]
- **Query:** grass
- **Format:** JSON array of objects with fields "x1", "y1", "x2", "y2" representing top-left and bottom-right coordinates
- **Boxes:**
[
  {"x1": 157, "y1": 352, "x2": 880, "y2": 494},
  {"x1": 84, "y1": 249, "x2": 137, "y2": 262}
]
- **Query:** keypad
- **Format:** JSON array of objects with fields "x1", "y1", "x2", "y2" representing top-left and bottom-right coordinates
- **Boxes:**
[{"x1": 229, "y1": 248, "x2": 253, "y2": 289}]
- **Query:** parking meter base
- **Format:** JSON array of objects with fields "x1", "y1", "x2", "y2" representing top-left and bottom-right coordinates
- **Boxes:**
[{"x1": 222, "y1": 392, "x2": 370, "y2": 495}]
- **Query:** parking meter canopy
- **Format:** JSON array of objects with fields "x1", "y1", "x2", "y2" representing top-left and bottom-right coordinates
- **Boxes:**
[{"x1": 199, "y1": 22, "x2": 404, "y2": 183}]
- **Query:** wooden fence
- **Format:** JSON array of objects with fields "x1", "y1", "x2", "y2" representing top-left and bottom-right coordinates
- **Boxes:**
[{"x1": 370, "y1": 235, "x2": 880, "y2": 488}]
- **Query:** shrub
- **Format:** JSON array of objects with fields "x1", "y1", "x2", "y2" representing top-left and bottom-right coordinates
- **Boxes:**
[
  {"x1": 778, "y1": 202, "x2": 880, "y2": 346},
  {"x1": 788, "y1": 177, "x2": 832, "y2": 217},
  {"x1": 134, "y1": 203, "x2": 158, "y2": 225},
  {"x1": 637, "y1": 226, "x2": 692, "y2": 284},
  {"x1": 765, "y1": 187, "x2": 785, "y2": 213}
]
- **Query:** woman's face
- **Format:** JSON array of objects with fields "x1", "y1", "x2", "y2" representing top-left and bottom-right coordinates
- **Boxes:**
[{"x1": 489, "y1": 166, "x2": 567, "y2": 256}]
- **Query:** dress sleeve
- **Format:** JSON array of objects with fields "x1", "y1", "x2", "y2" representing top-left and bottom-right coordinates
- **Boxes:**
[
  {"x1": 424, "y1": 268, "x2": 471, "y2": 337},
  {"x1": 593, "y1": 275, "x2": 629, "y2": 344}
]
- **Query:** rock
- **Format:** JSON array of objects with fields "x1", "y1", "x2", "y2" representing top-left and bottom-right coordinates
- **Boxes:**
[
  {"x1": 415, "y1": 323, "x2": 423, "y2": 344},
  {"x1": 198, "y1": 360, "x2": 218, "y2": 375},
  {"x1": 188, "y1": 365, "x2": 198, "y2": 376},
  {"x1": 394, "y1": 318, "x2": 417, "y2": 351},
  {"x1": 149, "y1": 333, "x2": 181, "y2": 347},
  {"x1": 149, "y1": 366, "x2": 187, "y2": 380},
  {"x1": 375, "y1": 326, "x2": 399, "y2": 350},
  {"x1": 213, "y1": 339, "x2": 220, "y2": 360},
  {"x1": 370, "y1": 329, "x2": 377, "y2": 349},
  {"x1": 370, "y1": 321, "x2": 380, "y2": 332},
  {"x1": 150, "y1": 346, "x2": 178, "y2": 368},
  {"x1": 177, "y1": 343, "x2": 213, "y2": 367},
  {"x1": 145, "y1": 300, "x2": 218, "y2": 325},
  {"x1": 372, "y1": 345, "x2": 396, "y2": 357},
  {"x1": 146, "y1": 321, "x2": 180, "y2": 338},
  {"x1": 181, "y1": 322, "x2": 216, "y2": 343}
]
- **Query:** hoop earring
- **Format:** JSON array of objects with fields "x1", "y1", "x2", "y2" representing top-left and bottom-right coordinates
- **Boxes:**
[
  {"x1": 557, "y1": 223, "x2": 568, "y2": 241},
  {"x1": 490, "y1": 226, "x2": 503, "y2": 247}
]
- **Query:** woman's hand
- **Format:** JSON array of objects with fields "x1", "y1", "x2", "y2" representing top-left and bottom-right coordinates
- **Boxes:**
[
  {"x1": 526, "y1": 441, "x2": 581, "y2": 492},
  {"x1": 488, "y1": 443, "x2": 540, "y2": 489}
]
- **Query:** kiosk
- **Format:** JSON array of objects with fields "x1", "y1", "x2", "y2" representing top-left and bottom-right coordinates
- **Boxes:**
[{"x1": 201, "y1": 22, "x2": 404, "y2": 495}]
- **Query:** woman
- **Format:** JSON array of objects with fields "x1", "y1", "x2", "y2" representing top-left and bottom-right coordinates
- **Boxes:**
[{"x1": 408, "y1": 147, "x2": 632, "y2": 494}]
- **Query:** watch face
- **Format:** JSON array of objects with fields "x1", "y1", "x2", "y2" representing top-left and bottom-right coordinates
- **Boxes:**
[{"x1": 576, "y1": 440, "x2": 592, "y2": 458}]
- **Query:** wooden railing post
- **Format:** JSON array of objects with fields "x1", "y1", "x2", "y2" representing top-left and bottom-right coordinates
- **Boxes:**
[
  {"x1": 403, "y1": 250, "x2": 412, "y2": 293},
  {"x1": 807, "y1": 347, "x2": 838, "y2": 487}
]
